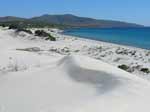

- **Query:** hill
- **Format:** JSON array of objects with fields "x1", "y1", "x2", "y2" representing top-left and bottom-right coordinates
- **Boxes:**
[
  {"x1": 30, "y1": 14, "x2": 143, "y2": 28},
  {"x1": 0, "y1": 14, "x2": 144, "y2": 28},
  {"x1": 0, "y1": 16, "x2": 26, "y2": 22}
]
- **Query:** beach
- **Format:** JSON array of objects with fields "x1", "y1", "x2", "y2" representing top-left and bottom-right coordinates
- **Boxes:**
[
  {"x1": 51, "y1": 28, "x2": 150, "y2": 78},
  {"x1": 0, "y1": 27, "x2": 150, "y2": 112},
  {"x1": 0, "y1": 27, "x2": 149, "y2": 78}
]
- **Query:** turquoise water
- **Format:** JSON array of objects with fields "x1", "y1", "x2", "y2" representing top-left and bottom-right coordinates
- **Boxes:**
[{"x1": 63, "y1": 28, "x2": 150, "y2": 50}]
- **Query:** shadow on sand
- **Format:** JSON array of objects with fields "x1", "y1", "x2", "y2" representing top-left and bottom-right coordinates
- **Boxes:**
[{"x1": 58, "y1": 56, "x2": 122, "y2": 94}]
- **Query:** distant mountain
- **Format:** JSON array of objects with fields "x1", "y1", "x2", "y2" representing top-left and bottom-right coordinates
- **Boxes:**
[
  {"x1": 0, "y1": 16, "x2": 26, "y2": 22},
  {"x1": 30, "y1": 14, "x2": 144, "y2": 28},
  {"x1": 0, "y1": 14, "x2": 144, "y2": 28}
]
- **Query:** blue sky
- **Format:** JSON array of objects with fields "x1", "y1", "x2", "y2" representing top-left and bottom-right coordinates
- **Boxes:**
[{"x1": 0, "y1": 0, "x2": 150, "y2": 25}]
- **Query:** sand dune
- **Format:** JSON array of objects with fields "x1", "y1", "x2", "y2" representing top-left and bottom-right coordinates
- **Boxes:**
[
  {"x1": 0, "y1": 28, "x2": 150, "y2": 112},
  {"x1": 0, "y1": 55, "x2": 150, "y2": 112}
]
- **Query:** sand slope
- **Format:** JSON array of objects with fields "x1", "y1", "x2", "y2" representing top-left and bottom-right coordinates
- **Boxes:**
[
  {"x1": 0, "y1": 29, "x2": 150, "y2": 112},
  {"x1": 0, "y1": 55, "x2": 150, "y2": 112}
]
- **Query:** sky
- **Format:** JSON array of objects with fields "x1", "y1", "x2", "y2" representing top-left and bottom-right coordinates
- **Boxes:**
[{"x1": 0, "y1": 0, "x2": 150, "y2": 26}]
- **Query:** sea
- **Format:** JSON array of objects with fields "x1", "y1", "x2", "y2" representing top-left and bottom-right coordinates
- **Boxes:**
[{"x1": 63, "y1": 28, "x2": 150, "y2": 50}]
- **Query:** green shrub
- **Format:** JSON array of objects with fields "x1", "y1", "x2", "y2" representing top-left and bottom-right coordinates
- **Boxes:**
[
  {"x1": 16, "y1": 29, "x2": 32, "y2": 34},
  {"x1": 35, "y1": 30, "x2": 49, "y2": 37},
  {"x1": 140, "y1": 68, "x2": 150, "y2": 73},
  {"x1": 118, "y1": 64, "x2": 129, "y2": 71},
  {"x1": 8, "y1": 24, "x2": 19, "y2": 29},
  {"x1": 35, "y1": 30, "x2": 56, "y2": 41},
  {"x1": 1, "y1": 24, "x2": 6, "y2": 27},
  {"x1": 45, "y1": 34, "x2": 56, "y2": 41}
]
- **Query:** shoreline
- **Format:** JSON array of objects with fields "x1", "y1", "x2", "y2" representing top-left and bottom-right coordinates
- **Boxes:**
[
  {"x1": 62, "y1": 28, "x2": 150, "y2": 50},
  {"x1": 57, "y1": 28, "x2": 149, "y2": 52},
  {"x1": 62, "y1": 32, "x2": 150, "y2": 51}
]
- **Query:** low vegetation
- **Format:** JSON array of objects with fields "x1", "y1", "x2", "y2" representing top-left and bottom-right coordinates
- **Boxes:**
[
  {"x1": 35, "y1": 30, "x2": 49, "y2": 37},
  {"x1": 8, "y1": 24, "x2": 19, "y2": 29},
  {"x1": 35, "y1": 30, "x2": 56, "y2": 41},
  {"x1": 118, "y1": 64, "x2": 150, "y2": 74},
  {"x1": 140, "y1": 68, "x2": 150, "y2": 74},
  {"x1": 16, "y1": 29, "x2": 32, "y2": 34},
  {"x1": 0, "y1": 20, "x2": 69, "y2": 29},
  {"x1": 7, "y1": 24, "x2": 33, "y2": 34},
  {"x1": 118, "y1": 64, "x2": 129, "y2": 71},
  {"x1": 0, "y1": 22, "x2": 56, "y2": 41},
  {"x1": 45, "y1": 36, "x2": 56, "y2": 41},
  {"x1": 0, "y1": 24, "x2": 6, "y2": 27}
]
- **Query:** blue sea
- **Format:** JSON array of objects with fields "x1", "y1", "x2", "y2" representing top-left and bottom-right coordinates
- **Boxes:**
[{"x1": 63, "y1": 28, "x2": 150, "y2": 50}]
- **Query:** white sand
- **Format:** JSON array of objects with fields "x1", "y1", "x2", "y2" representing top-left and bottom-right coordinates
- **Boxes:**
[
  {"x1": 0, "y1": 28, "x2": 150, "y2": 112},
  {"x1": 49, "y1": 28, "x2": 150, "y2": 77}
]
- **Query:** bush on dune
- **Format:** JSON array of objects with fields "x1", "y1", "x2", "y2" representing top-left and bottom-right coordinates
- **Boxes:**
[
  {"x1": 16, "y1": 29, "x2": 33, "y2": 34},
  {"x1": 8, "y1": 24, "x2": 56, "y2": 41},
  {"x1": 35, "y1": 30, "x2": 56, "y2": 41},
  {"x1": 8, "y1": 24, "x2": 32, "y2": 34},
  {"x1": 118, "y1": 64, "x2": 129, "y2": 71},
  {"x1": 45, "y1": 34, "x2": 56, "y2": 41},
  {"x1": 0, "y1": 24, "x2": 6, "y2": 27},
  {"x1": 140, "y1": 68, "x2": 150, "y2": 74},
  {"x1": 35, "y1": 30, "x2": 49, "y2": 37},
  {"x1": 8, "y1": 24, "x2": 19, "y2": 29}
]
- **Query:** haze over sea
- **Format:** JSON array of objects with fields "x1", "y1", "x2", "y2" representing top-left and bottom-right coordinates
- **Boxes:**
[{"x1": 64, "y1": 28, "x2": 150, "y2": 50}]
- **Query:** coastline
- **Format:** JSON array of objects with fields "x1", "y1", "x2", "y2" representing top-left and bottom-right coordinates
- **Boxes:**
[
  {"x1": 62, "y1": 28, "x2": 150, "y2": 50},
  {"x1": 62, "y1": 31, "x2": 150, "y2": 51}
]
